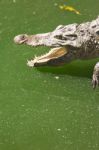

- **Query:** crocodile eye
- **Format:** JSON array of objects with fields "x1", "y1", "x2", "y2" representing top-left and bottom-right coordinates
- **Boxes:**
[
  {"x1": 55, "y1": 35, "x2": 63, "y2": 39},
  {"x1": 92, "y1": 25, "x2": 96, "y2": 28},
  {"x1": 96, "y1": 30, "x2": 99, "y2": 35},
  {"x1": 55, "y1": 35, "x2": 66, "y2": 40}
]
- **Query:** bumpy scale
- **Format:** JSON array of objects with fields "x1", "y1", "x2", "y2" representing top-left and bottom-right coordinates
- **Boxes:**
[{"x1": 14, "y1": 16, "x2": 99, "y2": 89}]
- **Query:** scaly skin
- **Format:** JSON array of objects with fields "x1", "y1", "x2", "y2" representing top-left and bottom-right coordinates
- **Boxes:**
[{"x1": 14, "y1": 16, "x2": 99, "y2": 89}]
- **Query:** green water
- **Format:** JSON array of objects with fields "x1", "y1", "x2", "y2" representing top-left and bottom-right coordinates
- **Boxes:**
[{"x1": 0, "y1": 0, "x2": 99, "y2": 150}]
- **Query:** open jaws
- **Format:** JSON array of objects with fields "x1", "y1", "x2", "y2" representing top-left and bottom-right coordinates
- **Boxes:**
[{"x1": 27, "y1": 47, "x2": 68, "y2": 67}]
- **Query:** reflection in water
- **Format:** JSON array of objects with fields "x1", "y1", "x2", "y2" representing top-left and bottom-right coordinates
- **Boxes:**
[{"x1": 37, "y1": 59, "x2": 98, "y2": 78}]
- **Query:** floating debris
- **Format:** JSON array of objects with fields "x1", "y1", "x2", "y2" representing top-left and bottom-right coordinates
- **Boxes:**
[
  {"x1": 57, "y1": 128, "x2": 61, "y2": 131},
  {"x1": 33, "y1": 11, "x2": 36, "y2": 15},
  {"x1": 59, "y1": 4, "x2": 81, "y2": 15},
  {"x1": 55, "y1": 76, "x2": 59, "y2": 80},
  {"x1": 54, "y1": 3, "x2": 58, "y2": 7},
  {"x1": 44, "y1": 80, "x2": 47, "y2": 83},
  {"x1": 13, "y1": 0, "x2": 16, "y2": 3}
]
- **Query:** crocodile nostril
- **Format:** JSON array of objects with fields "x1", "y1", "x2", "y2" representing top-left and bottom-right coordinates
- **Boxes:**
[{"x1": 21, "y1": 35, "x2": 26, "y2": 40}]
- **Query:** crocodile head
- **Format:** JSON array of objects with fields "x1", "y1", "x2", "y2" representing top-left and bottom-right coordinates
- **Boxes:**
[{"x1": 14, "y1": 16, "x2": 99, "y2": 67}]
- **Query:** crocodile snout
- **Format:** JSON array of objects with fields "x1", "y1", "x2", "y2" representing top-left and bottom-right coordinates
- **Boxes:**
[{"x1": 14, "y1": 34, "x2": 28, "y2": 44}]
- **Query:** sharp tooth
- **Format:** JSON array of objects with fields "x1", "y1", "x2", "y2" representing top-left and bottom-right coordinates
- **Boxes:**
[
  {"x1": 34, "y1": 55, "x2": 37, "y2": 59},
  {"x1": 27, "y1": 60, "x2": 34, "y2": 67}
]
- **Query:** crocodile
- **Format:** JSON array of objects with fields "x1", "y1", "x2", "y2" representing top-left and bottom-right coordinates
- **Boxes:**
[{"x1": 14, "y1": 16, "x2": 99, "y2": 89}]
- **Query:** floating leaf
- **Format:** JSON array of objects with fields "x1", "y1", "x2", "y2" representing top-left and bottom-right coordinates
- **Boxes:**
[{"x1": 59, "y1": 5, "x2": 81, "y2": 15}]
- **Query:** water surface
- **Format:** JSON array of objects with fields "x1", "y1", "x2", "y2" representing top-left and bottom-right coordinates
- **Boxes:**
[{"x1": 0, "y1": 0, "x2": 99, "y2": 150}]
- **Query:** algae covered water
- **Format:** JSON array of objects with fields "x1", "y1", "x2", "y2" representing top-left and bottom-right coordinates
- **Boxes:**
[{"x1": 0, "y1": 0, "x2": 99, "y2": 150}]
